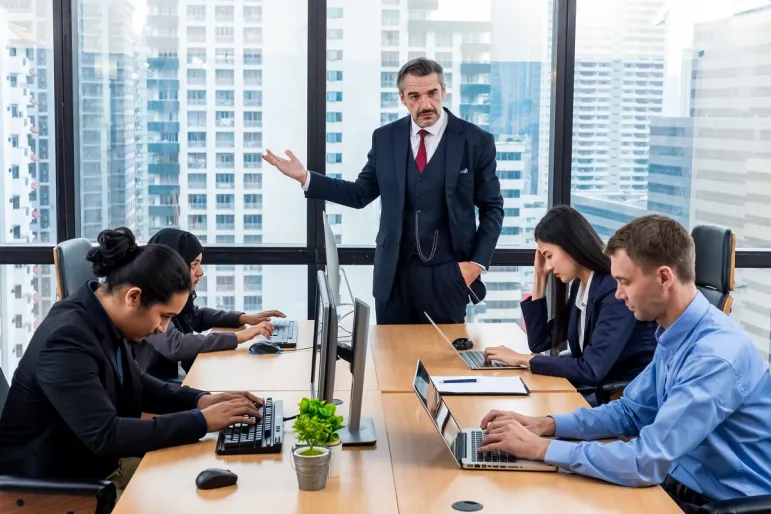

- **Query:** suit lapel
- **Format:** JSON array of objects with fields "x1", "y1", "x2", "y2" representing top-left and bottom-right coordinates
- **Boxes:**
[
  {"x1": 444, "y1": 109, "x2": 465, "y2": 199},
  {"x1": 393, "y1": 116, "x2": 410, "y2": 213},
  {"x1": 566, "y1": 281, "x2": 581, "y2": 355}
]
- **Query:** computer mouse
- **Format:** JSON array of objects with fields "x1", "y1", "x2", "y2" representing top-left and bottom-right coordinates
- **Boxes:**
[
  {"x1": 195, "y1": 468, "x2": 238, "y2": 490},
  {"x1": 249, "y1": 341, "x2": 282, "y2": 355},
  {"x1": 452, "y1": 337, "x2": 474, "y2": 351}
]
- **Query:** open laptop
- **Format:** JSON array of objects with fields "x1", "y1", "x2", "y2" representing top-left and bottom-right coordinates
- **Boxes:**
[
  {"x1": 424, "y1": 312, "x2": 527, "y2": 370},
  {"x1": 412, "y1": 360, "x2": 556, "y2": 472}
]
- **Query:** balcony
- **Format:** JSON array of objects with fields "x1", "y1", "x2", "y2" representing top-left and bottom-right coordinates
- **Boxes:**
[
  {"x1": 147, "y1": 142, "x2": 180, "y2": 154},
  {"x1": 148, "y1": 163, "x2": 180, "y2": 174},
  {"x1": 147, "y1": 121, "x2": 180, "y2": 132},
  {"x1": 146, "y1": 57, "x2": 179, "y2": 70},
  {"x1": 147, "y1": 100, "x2": 180, "y2": 112}
]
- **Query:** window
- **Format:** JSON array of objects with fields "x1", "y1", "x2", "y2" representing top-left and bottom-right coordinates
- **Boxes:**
[
  {"x1": 327, "y1": 71, "x2": 343, "y2": 81},
  {"x1": 188, "y1": 153, "x2": 207, "y2": 169},
  {"x1": 382, "y1": 30, "x2": 399, "y2": 46},
  {"x1": 216, "y1": 27, "x2": 234, "y2": 44},
  {"x1": 187, "y1": 69, "x2": 206, "y2": 86},
  {"x1": 244, "y1": 174, "x2": 262, "y2": 189},
  {"x1": 188, "y1": 194, "x2": 207, "y2": 209},
  {"x1": 328, "y1": 50, "x2": 343, "y2": 61},
  {"x1": 216, "y1": 276, "x2": 235, "y2": 292},
  {"x1": 381, "y1": 51, "x2": 399, "y2": 67},
  {"x1": 328, "y1": 29, "x2": 343, "y2": 39},
  {"x1": 216, "y1": 194, "x2": 234, "y2": 209},
  {"x1": 244, "y1": 194, "x2": 261, "y2": 209},
  {"x1": 215, "y1": 49, "x2": 235, "y2": 66},
  {"x1": 327, "y1": 91, "x2": 343, "y2": 102},
  {"x1": 244, "y1": 111, "x2": 262, "y2": 128},
  {"x1": 381, "y1": 92, "x2": 399, "y2": 108},
  {"x1": 381, "y1": 113, "x2": 399, "y2": 125},
  {"x1": 244, "y1": 90, "x2": 262, "y2": 107},
  {"x1": 216, "y1": 214, "x2": 235, "y2": 230},
  {"x1": 244, "y1": 235, "x2": 262, "y2": 244},
  {"x1": 215, "y1": 69, "x2": 234, "y2": 86},
  {"x1": 326, "y1": 153, "x2": 343, "y2": 164},
  {"x1": 244, "y1": 132, "x2": 262, "y2": 148},
  {"x1": 244, "y1": 69, "x2": 262, "y2": 86},
  {"x1": 188, "y1": 174, "x2": 207, "y2": 189},
  {"x1": 244, "y1": 214, "x2": 262, "y2": 229},
  {"x1": 187, "y1": 5, "x2": 205, "y2": 21},
  {"x1": 187, "y1": 90, "x2": 206, "y2": 106},
  {"x1": 216, "y1": 170, "x2": 234, "y2": 185},
  {"x1": 216, "y1": 235, "x2": 235, "y2": 244},
  {"x1": 188, "y1": 48, "x2": 206, "y2": 65},
  {"x1": 188, "y1": 132, "x2": 206, "y2": 148},
  {"x1": 245, "y1": 276, "x2": 262, "y2": 292},
  {"x1": 216, "y1": 132, "x2": 235, "y2": 148},
  {"x1": 436, "y1": 32, "x2": 453, "y2": 47},
  {"x1": 187, "y1": 27, "x2": 206, "y2": 43},
  {"x1": 215, "y1": 6, "x2": 234, "y2": 22},
  {"x1": 382, "y1": 10, "x2": 400, "y2": 26},
  {"x1": 188, "y1": 214, "x2": 207, "y2": 229},
  {"x1": 244, "y1": 153, "x2": 262, "y2": 168},
  {"x1": 381, "y1": 72, "x2": 397, "y2": 88},
  {"x1": 327, "y1": 112, "x2": 343, "y2": 123},
  {"x1": 244, "y1": 295, "x2": 261, "y2": 311},
  {"x1": 215, "y1": 111, "x2": 234, "y2": 127},
  {"x1": 328, "y1": 7, "x2": 343, "y2": 18},
  {"x1": 327, "y1": 133, "x2": 343, "y2": 143},
  {"x1": 215, "y1": 90, "x2": 235, "y2": 107},
  {"x1": 244, "y1": 6, "x2": 262, "y2": 22},
  {"x1": 244, "y1": 49, "x2": 262, "y2": 65},
  {"x1": 244, "y1": 28, "x2": 262, "y2": 44}
]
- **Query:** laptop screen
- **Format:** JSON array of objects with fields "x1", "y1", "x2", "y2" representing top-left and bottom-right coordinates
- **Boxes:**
[{"x1": 412, "y1": 361, "x2": 463, "y2": 461}]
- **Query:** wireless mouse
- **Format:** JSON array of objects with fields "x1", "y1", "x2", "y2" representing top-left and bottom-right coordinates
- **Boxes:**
[
  {"x1": 249, "y1": 341, "x2": 282, "y2": 355},
  {"x1": 195, "y1": 468, "x2": 238, "y2": 490},
  {"x1": 452, "y1": 337, "x2": 474, "y2": 351}
]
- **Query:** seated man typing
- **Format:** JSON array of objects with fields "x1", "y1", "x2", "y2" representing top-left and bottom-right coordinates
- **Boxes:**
[{"x1": 477, "y1": 215, "x2": 771, "y2": 512}]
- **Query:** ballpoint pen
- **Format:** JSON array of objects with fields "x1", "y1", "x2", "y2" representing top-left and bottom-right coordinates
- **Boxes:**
[{"x1": 441, "y1": 378, "x2": 477, "y2": 384}]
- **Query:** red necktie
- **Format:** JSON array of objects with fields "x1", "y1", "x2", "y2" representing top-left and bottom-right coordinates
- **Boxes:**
[{"x1": 415, "y1": 129, "x2": 428, "y2": 172}]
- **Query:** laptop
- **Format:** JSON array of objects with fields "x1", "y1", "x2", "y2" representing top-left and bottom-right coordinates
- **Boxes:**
[
  {"x1": 424, "y1": 313, "x2": 527, "y2": 370},
  {"x1": 412, "y1": 360, "x2": 556, "y2": 472}
]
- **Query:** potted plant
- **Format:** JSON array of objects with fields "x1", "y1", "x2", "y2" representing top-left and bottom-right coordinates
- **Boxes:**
[
  {"x1": 297, "y1": 398, "x2": 345, "y2": 478},
  {"x1": 291, "y1": 399, "x2": 345, "y2": 489}
]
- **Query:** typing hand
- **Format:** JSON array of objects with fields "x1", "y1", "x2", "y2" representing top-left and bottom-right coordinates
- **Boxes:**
[
  {"x1": 197, "y1": 392, "x2": 264, "y2": 410},
  {"x1": 483, "y1": 346, "x2": 533, "y2": 367},
  {"x1": 240, "y1": 310, "x2": 286, "y2": 326},
  {"x1": 477, "y1": 418, "x2": 550, "y2": 461},
  {"x1": 262, "y1": 149, "x2": 308, "y2": 185},
  {"x1": 200, "y1": 398, "x2": 262, "y2": 432},
  {"x1": 458, "y1": 262, "x2": 482, "y2": 287},
  {"x1": 480, "y1": 409, "x2": 556, "y2": 437},
  {"x1": 235, "y1": 322, "x2": 274, "y2": 344}
]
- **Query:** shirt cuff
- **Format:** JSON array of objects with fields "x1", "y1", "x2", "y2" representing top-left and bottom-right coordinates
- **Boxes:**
[
  {"x1": 550, "y1": 413, "x2": 582, "y2": 439},
  {"x1": 191, "y1": 408, "x2": 208, "y2": 436},
  {"x1": 544, "y1": 439, "x2": 576, "y2": 469},
  {"x1": 470, "y1": 261, "x2": 485, "y2": 271},
  {"x1": 301, "y1": 171, "x2": 311, "y2": 191}
]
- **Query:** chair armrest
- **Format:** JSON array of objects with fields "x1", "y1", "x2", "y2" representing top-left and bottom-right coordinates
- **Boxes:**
[
  {"x1": 599, "y1": 380, "x2": 631, "y2": 394},
  {"x1": 704, "y1": 494, "x2": 771, "y2": 514},
  {"x1": 0, "y1": 475, "x2": 116, "y2": 514},
  {"x1": 558, "y1": 349, "x2": 571, "y2": 358}
]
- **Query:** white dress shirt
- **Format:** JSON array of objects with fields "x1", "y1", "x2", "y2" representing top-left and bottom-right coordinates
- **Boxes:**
[{"x1": 575, "y1": 272, "x2": 594, "y2": 352}]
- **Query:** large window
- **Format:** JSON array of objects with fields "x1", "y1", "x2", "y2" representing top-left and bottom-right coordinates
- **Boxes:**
[
  {"x1": 325, "y1": 0, "x2": 553, "y2": 249},
  {"x1": 75, "y1": 0, "x2": 308, "y2": 244},
  {"x1": 2, "y1": 7, "x2": 57, "y2": 244},
  {"x1": 571, "y1": 0, "x2": 771, "y2": 253},
  {"x1": 733, "y1": 269, "x2": 771, "y2": 367}
]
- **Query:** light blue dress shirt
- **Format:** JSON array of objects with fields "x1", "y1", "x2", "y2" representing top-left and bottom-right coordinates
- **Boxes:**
[{"x1": 544, "y1": 291, "x2": 771, "y2": 501}]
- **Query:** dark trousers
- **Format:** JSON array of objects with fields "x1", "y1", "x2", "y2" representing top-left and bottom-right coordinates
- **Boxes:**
[
  {"x1": 376, "y1": 257, "x2": 468, "y2": 325},
  {"x1": 662, "y1": 476, "x2": 713, "y2": 514}
]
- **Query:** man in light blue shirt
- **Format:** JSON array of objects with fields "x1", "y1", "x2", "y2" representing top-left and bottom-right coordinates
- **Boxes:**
[{"x1": 478, "y1": 215, "x2": 771, "y2": 512}]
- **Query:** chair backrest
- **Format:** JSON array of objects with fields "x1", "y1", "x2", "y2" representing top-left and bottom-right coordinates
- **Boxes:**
[
  {"x1": 54, "y1": 238, "x2": 96, "y2": 299},
  {"x1": 692, "y1": 225, "x2": 735, "y2": 315},
  {"x1": 0, "y1": 366, "x2": 9, "y2": 418}
]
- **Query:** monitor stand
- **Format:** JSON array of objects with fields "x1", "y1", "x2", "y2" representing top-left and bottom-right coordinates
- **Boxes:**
[{"x1": 339, "y1": 416, "x2": 377, "y2": 446}]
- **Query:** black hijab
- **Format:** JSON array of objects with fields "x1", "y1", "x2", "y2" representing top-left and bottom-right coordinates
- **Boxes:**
[{"x1": 147, "y1": 228, "x2": 203, "y2": 334}]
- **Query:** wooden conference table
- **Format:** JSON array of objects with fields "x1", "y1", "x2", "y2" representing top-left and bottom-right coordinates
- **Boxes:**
[{"x1": 115, "y1": 321, "x2": 681, "y2": 513}]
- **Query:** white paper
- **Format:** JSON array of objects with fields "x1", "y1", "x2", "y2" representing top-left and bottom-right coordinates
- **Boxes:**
[{"x1": 433, "y1": 375, "x2": 529, "y2": 395}]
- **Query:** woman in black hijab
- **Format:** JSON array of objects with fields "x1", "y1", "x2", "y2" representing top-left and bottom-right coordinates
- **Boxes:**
[{"x1": 134, "y1": 228, "x2": 284, "y2": 380}]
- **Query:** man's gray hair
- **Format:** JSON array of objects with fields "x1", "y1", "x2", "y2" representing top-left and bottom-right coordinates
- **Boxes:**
[{"x1": 397, "y1": 57, "x2": 444, "y2": 92}]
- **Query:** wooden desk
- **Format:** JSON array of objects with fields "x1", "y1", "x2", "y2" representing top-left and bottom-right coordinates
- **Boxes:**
[
  {"x1": 183, "y1": 321, "x2": 379, "y2": 392},
  {"x1": 383, "y1": 392, "x2": 680, "y2": 514},
  {"x1": 114, "y1": 391, "x2": 398, "y2": 514},
  {"x1": 370, "y1": 323, "x2": 575, "y2": 393}
]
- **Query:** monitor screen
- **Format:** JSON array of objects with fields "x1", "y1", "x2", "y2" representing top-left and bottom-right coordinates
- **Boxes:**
[
  {"x1": 310, "y1": 270, "x2": 331, "y2": 399},
  {"x1": 412, "y1": 361, "x2": 462, "y2": 458}
]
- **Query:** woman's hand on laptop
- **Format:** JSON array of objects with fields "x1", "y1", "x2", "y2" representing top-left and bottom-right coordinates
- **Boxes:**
[
  {"x1": 481, "y1": 409, "x2": 556, "y2": 437},
  {"x1": 477, "y1": 418, "x2": 550, "y2": 461},
  {"x1": 483, "y1": 346, "x2": 534, "y2": 367}
]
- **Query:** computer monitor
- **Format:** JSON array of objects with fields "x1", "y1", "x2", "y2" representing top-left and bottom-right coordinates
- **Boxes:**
[
  {"x1": 336, "y1": 298, "x2": 377, "y2": 446},
  {"x1": 312, "y1": 269, "x2": 338, "y2": 404},
  {"x1": 310, "y1": 270, "x2": 331, "y2": 400},
  {"x1": 323, "y1": 211, "x2": 354, "y2": 309}
]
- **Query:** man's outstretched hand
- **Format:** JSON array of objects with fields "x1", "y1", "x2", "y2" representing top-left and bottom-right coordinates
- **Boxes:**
[{"x1": 262, "y1": 149, "x2": 308, "y2": 185}]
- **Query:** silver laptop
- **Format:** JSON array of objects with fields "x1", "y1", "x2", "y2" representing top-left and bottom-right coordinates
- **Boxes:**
[
  {"x1": 424, "y1": 312, "x2": 527, "y2": 370},
  {"x1": 412, "y1": 360, "x2": 556, "y2": 472}
]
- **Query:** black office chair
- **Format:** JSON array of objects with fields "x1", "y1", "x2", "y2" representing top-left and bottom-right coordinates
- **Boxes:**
[
  {"x1": 597, "y1": 225, "x2": 736, "y2": 404},
  {"x1": 0, "y1": 367, "x2": 117, "y2": 513},
  {"x1": 53, "y1": 238, "x2": 97, "y2": 300}
]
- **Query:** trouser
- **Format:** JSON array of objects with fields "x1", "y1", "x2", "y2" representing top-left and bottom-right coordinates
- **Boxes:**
[
  {"x1": 662, "y1": 475, "x2": 713, "y2": 514},
  {"x1": 105, "y1": 457, "x2": 142, "y2": 499},
  {"x1": 376, "y1": 256, "x2": 468, "y2": 325}
]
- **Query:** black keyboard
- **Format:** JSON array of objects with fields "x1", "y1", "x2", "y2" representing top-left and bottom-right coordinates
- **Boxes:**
[
  {"x1": 266, "y1": 320, "x2": 298, "y2": 349},
  {"x1": 215, "y1": 398, "x2": 284, "y2": 455}
]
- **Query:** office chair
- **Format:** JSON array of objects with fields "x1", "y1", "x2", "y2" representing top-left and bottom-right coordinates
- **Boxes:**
[
  {"x1": 0, "y1": 367, "x2": 117, "y2": 513},
  {"x1": 54, "y1": 238, "x2": 97, "y2": 299},
  {"x1": 597, "y1": 225, "x2": 736, "y2": 405}
]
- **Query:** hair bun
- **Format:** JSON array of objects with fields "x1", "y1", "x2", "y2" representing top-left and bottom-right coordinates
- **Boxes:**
[{"x1": 86, "y1": 227, "x2": 141, "y2": 277}]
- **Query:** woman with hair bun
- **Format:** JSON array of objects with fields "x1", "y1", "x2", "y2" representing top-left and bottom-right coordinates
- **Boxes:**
[{"x1": 0, "y1": 227, "x2": 262, "y2": 496}]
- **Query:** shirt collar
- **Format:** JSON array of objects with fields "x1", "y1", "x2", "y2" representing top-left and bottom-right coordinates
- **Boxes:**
[
  {"x1": 575, "y1": 272, "x2": 594, "y2": 311},
  {"x1": 411, "y1": 107, "x2": 447, "y2": 138},
  {"x1": 655, "y1": 291, "x2": 710, "y2": 349},
  {"x1": 84, "y1": 280, "x2": 124, "y2": 346}
]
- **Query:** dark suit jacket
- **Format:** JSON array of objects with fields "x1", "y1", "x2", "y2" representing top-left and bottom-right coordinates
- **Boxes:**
[
  {"x1": 0, "y1": 283, "x2": 208, "y2": 480},
  {"x1": 135, "y1": 306, "x2": 243, "y2": 380},
  {"x1": 521, "y1": 273, "x2": 657, "y2": 387},
  {"x1": 305, "y1": 108, "x2": 504, "y2": 301}
]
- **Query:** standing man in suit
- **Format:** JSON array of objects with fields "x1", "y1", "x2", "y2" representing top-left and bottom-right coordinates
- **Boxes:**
[{"x1": 263, "y1": 58, "x2": 504, "y2": 324}]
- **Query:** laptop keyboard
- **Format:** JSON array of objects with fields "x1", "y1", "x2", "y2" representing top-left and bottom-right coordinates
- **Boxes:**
[
  {"x1": 470, "y1": 430, "x2": 516, "y2": 463},
  {"x1": 461, "y1": 350, "x2": 507, "y2": 368},
  {"x1": 266, "y1": 320, "x2": 297, "y2": 348}
]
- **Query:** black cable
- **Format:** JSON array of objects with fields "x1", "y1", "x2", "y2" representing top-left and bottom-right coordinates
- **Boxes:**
[{"x1": 283, "y1": 415, "x2": 297, "y2": 422}]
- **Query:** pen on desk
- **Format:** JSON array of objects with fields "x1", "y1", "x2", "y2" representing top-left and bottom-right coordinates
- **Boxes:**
[{"x1": 442, "y1": 378, "x2": 478, "y2": 384}]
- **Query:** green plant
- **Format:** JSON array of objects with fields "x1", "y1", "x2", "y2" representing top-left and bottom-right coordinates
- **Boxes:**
[{"x1": 292, "y1": 398, "x2": 345, "y2": 453}]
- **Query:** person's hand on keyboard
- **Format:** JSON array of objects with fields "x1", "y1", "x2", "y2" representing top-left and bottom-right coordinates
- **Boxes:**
[
  {"x1": 200, "y1": 398, "x2": 262, "y2": 432},
  {"x1": 197, "y1": 391, "x2": 264, "y2": 410},
  {"x1": 235, "y1": 322, "x2": 274, "y2": 344},
  {"x1": 239, "y1": 310, "x2": 286, "y2": 326},
  {"x1": 483, "y1": 346, "x2": 534, "y2": 367}
]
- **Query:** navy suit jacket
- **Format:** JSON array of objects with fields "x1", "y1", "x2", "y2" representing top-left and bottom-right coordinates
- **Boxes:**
[
  {"x1": 521, "y1": 272, "x2": 657, "y2": 387},
  {"x1": 305, "y1": 108, "x2": 504, "y2": 302}
]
